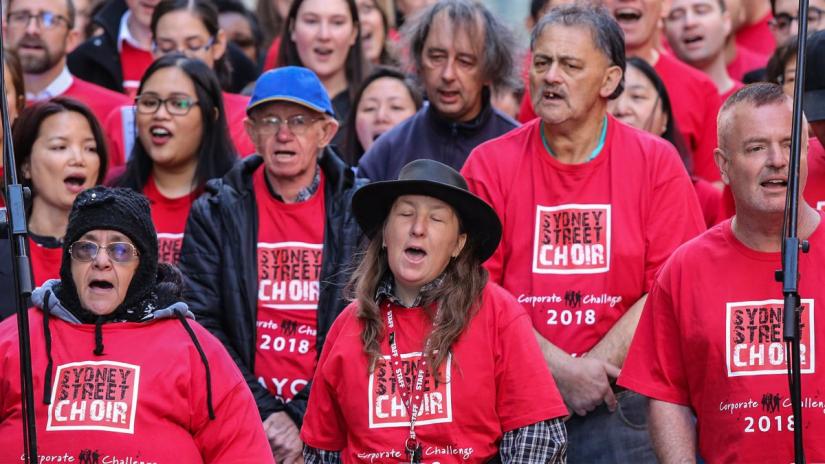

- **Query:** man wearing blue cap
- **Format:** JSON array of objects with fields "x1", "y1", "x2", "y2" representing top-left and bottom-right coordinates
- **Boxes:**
[{"x1": 179, "y1": 66, "x2": 364, "y2": 463}]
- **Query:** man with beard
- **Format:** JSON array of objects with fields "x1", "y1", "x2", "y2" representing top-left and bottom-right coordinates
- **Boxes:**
[
  {"x1": 462, "y1": 5, "x2": 704, "y2": 462},
  {"x1": 6, "y1": 0, "x2": 129, "y2": 129},
  {"x1": 603, "y1": 0, "x2": 723, "y2": 185}
]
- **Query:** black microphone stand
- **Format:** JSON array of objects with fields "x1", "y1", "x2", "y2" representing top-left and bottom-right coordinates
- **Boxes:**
[
  {"x1": 0, "y1": 3, "x2": 39, "y2": 462},
  {"x1": 776, "y1": 1, "x2": 811, "y2": 463}
]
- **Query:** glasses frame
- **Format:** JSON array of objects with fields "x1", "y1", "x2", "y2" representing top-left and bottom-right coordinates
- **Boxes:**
[
  {"x1": 252, "y1": 115, "x2": 326, "y2": 137},
  {"x1": 7, "y1": 10, "x2": 71, "y2": 30},
  {"x1": 135, "y1": 94, "x2": 200, "y2": 116},
  {"x1": 769, "y1": 6, "x2": 824, "y2": 30},
  {"x1": 69, "y1": 241, "x2": 140, "y2": 263}
]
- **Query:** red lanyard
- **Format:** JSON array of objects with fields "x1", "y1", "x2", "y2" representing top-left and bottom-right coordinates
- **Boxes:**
[{"x1": 385, "y1": 302, "x2": 431, "y2": 462}]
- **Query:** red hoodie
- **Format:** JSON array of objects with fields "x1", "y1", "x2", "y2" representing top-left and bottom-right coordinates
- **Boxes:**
[{"x1": 0, "y1": 281, "x2": 273, "y2": 463}]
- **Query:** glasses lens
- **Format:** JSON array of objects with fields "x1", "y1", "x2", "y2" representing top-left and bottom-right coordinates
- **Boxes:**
[
  {"x1": 168, "y1": 96, "x2": 193, "y2": 115},
  {"x1": 71, "y1": 241, "x2": 98, "y2": 261},
  {"x1": 137, "y1": 95, "x2": 160, "y2": 114},
  {"x1": 107, "y1": 243, "x2": 136, "y2": 262},
  {"x1": 287, "y1": 115, "x2": 309, "y2": 135}
]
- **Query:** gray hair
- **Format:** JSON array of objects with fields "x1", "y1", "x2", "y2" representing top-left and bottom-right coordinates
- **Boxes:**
[
  {"x1": 531, "y1": 4, "x2": 626, "y2": 99},
  {"x1": 402, "y1": 0, "x2": 521, "y2": 91},
  {"x1": 717, "y1": 83, "x2": 791, "y2": 153}
]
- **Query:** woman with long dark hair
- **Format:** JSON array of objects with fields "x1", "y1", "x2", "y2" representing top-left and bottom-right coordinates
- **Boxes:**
[
  {"x1": 301, "y1": 160, "x2": 568, "y2": 462},
  {"x1": 0, "y1": 98, "x2": 107, "y2": 317},
  {"x1": 113, "y1": 54, "x2": 236, "y2": 264},
  {"x1": 340, "y1": 66, "x2": 421, "y2": 166},
  {"x1": 609, "y1": 57, "x2": 721, "y2": 227},
  {"x1": 277, "y1": 0, "x2": 368, "y2": 123}
]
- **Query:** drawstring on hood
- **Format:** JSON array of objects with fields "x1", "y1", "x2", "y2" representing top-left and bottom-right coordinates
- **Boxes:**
[
  {"x1": 174, "y1": 310, "x2": 216, "y2": 420},
  {"x1": 42, "y1": 291, "x2": 55, "y2": 404},
  {"x1": 32, "y1": 280, "x2": 216, "y2": 420},
  {"x1": 93, "y1": 316, "x2": 106, "y2": 355}
]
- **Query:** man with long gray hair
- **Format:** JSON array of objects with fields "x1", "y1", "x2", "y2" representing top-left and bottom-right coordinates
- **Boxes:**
[
  {"x1": 462, "y1": 4, "x2": 705, "y2": 462},
  {"x1": 357, "y1": 0, "x2": 519, "y2": 182}
]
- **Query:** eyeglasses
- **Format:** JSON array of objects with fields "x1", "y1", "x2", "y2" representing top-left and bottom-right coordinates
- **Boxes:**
[
  {"x1": 135, "y1": 94, "x2": 199, "y2": 116},
  {"x1": 152, "y1": 37, "x2": 215, "y2": 55},
  {"x1": 69, "y1": 241, "x2": 140, "y2": 263},
  {"x1": 769, "y1": 7, "x2": 824, "y2": 31},
  {"x1": 7, "y1": 11, "x2": 71, "y2": 29},
  {"x1": 252, "y1": 115, "x2": 324, "y2": 136}
]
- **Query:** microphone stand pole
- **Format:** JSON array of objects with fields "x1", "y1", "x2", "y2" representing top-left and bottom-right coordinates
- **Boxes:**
[
  {"x1": 0, "y1": 4, "x2": 39, "y2": 462},
  {"x1": 777, "y1": 0, "x2": 811, "y2": 462}
]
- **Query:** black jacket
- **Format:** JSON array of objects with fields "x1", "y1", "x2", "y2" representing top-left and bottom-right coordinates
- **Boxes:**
[
  {"x1": 357, "y1": 89, "x2": 518, "y2": 181},
  {"x1": 178, "y1": 148, "x2": 364, "y2": 426},
  {"x1": 67, "y1": 0, "x2": 259, "y2": 94},
  {"x1": 67, "y1": 0, "x2": 125, "y2": 93}
]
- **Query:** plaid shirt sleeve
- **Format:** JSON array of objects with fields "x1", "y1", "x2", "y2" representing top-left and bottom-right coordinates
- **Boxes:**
[
  {"x1": 498, "y1": 418, "x2": 568, "y2": 463},
  {"x1": 303, "y1": 445, "x2": 342, "y2": 464}
]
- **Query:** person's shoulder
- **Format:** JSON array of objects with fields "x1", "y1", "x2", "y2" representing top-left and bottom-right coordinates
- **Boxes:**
[
  {"x1": 610, "y1": 118, "x2": 685, "y2": 167},
  {"x1": 488, "y1": 107, "x2": 520, "y2": 131},
  {"x1": 657, "y1": 53, "x2": 719, "y2": 93},
  {"x1": 471, "y1": 118, "x2": 539, "y2": 158},
  {"x1": 70, "y1": 77, "x2": 129, "y2": 102},
  {"x1": 662, "y1": 221, "x2": 730, "y2": 274},
  {"x1": 476, "y1": 281, "x2": 528, "y2": 324}
]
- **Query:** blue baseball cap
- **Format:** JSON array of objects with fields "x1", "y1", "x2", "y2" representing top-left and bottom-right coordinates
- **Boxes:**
[{"x1": 246, "y1": 66, "x2": 336, "y2": 117}]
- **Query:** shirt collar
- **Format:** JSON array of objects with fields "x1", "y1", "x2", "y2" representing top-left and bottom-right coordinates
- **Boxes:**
[
  {"x1": 264, "y1": 164, "x2": 321, "y2": 203},
  {"x1": 118, "y1": 11, "x2": 151, "y2": 52},
  {"x1": 26, "y1": 66, "x2": 73, "y2": 102},
  {"x1": 375, "y1": 273, "x2": 445, "y2": 308}
]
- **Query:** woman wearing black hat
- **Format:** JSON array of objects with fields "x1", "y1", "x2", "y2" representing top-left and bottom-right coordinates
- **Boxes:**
[
  {"x1": 301, "y1": 160, "x2": 568, "y2": 463},
  {"x1": 0, "y1": 186, "x2": 272, "y2": 462}
]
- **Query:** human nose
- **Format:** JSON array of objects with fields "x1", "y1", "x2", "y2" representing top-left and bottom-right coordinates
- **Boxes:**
[
  {"x1": 318, "y1": 20, "x2": 332, "y2": 40},
  {"x1": 767, "y1": 143, "x2": 789, "y2": 168},
  {"x1": 92, "y1": 246, "x2": 113, "y2": 268},
  {"x1": 410, "y1": 214, "x2": 427, "y2": 237},
  {"x1": 375, "y1": 104, "x2": 391, "y2": 124},
  {"x1": 440, "y1": 57, "x2": 456, "y2": 82},
  {"x1": 24, "y1": 14, "x2": 41, "y2": 34},
  {"x1": 542, "y1": 62, "x2": 563, "y2": 85}
]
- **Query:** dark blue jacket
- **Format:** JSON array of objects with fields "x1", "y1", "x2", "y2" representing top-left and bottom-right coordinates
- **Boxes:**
[{"x1": 357, "y1": 91, "x2": 518, "y2": 181}]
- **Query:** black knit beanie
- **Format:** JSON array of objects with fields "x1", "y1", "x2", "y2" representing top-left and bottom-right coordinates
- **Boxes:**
[{"x1": 58, "y1": 187, "x2": 159, "y2": 320}]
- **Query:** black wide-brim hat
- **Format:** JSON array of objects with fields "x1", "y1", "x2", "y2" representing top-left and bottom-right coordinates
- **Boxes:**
[{"x1": 352, "y1": 159, "x2": 502, "y2": 262}]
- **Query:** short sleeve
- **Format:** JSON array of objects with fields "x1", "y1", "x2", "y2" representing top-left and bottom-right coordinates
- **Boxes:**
[
  {"x1": 619, "y1": 263, "x2": 691, "y2": 406},
  {"x1": 300, "y1": 307, "x2": 351, "y2": 450},
  {"x1": 491, "y1": 288, "x2": 568, "y2": 431}
]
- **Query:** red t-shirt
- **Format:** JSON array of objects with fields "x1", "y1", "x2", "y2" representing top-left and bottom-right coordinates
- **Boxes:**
[
  {"x1": 0, "y1": 308, "x2": 273, "y2": 463},
  {"x1": 693, "y1": 177, "x2": 722, "y2": 228},
  {"x1": 142, "y1": 177, "x2": 196, "y2": 265},
  {"x1": 223, "y1": 92, "x2": 255, "y2": 157},
  {"x1": 619, "y1": 217, "x2": 825, "y2": 463},
  {"x1": 735, "y1": 12, "x2": 777, "y2": 59},
  {"x1": 727, "y1": 45, "x2": 768, "y2": 82},
  {"x1": 301, "y1": 282, "x2": 568, "y2": 461},
  {"x1": 720, "y1": 136, "x2": 825, "y2": 218},
  {"x1": 720, "y1": 79, "x2": 746, "y2": 102},
  {"x1": 655, "y1": 53, "x2": 723, "y2": 182},
  {"x1": 253, "y1": 167, "x2": 325, "y2": 401},
  {"x1": 461, "y1": 117, "x2": 706, "y2": 355},
  {"x1": 60, "y1": 78, "x2": 131, "y2": 136},
  {"x1": 29, "y1": 237, "x2": 62, "y2": 287},
  {"x1": 120, "y1": 42, "x2": 153, "y2": 100},
  {"x1": 263, "y1": 37, "x2": 282, "y2": 71}
]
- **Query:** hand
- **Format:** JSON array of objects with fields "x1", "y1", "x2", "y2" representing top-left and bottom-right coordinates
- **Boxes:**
[
  {"x1": 263, "y1": 411, "x2": 304, "y2": 464},
  {"x1": 553, "y1": 355, "x2": 621, "y2": 417}
]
